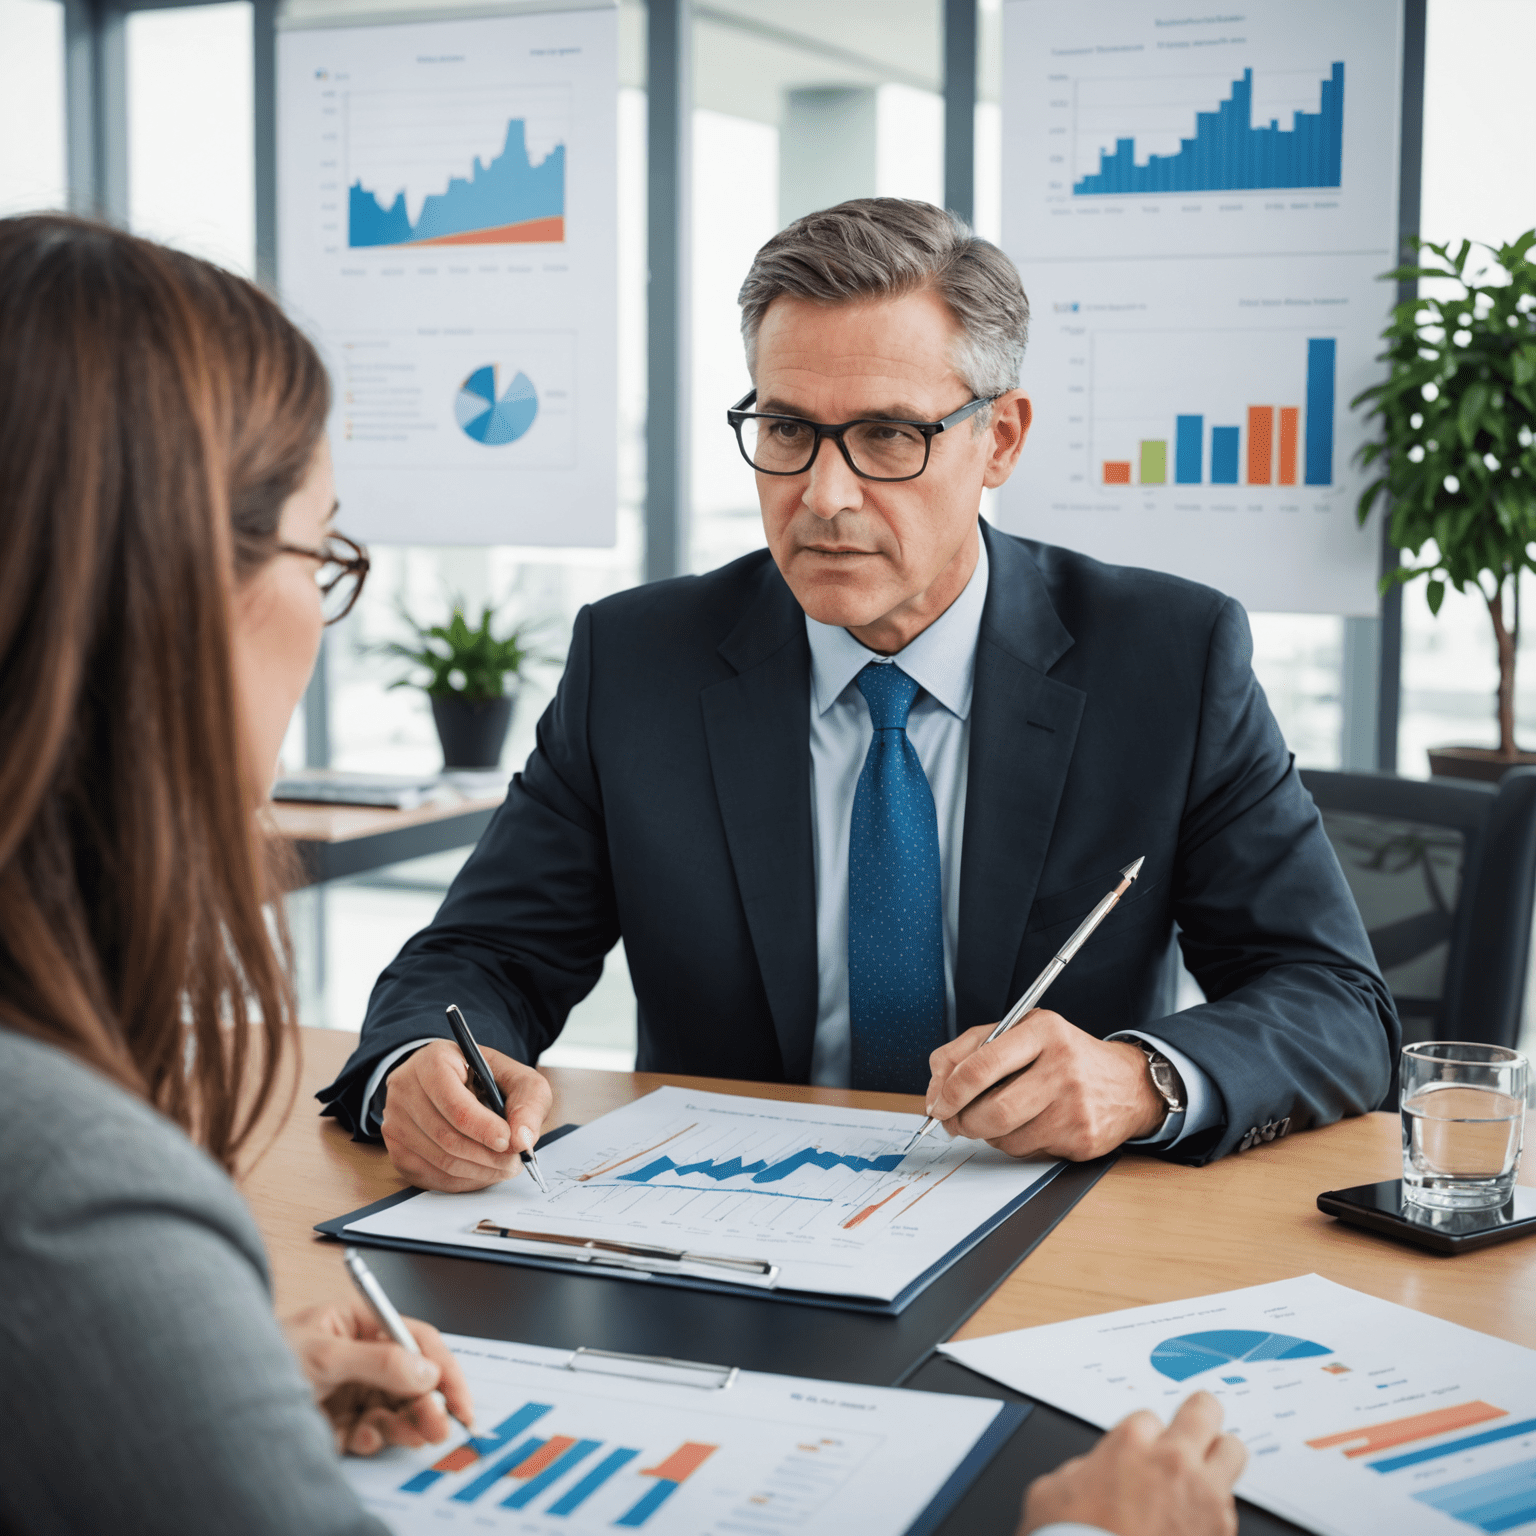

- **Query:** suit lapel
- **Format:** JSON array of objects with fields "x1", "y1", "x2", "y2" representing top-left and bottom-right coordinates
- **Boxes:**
[
  {"x1": 700, "y1": 565, "x2": 819, "y2": 1081},
  {"x1": 956, "y1": 526, "x2": 1086, "y2": 1029}
]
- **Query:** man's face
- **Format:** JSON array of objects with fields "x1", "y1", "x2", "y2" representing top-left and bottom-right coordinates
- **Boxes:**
[{"x1": 751, "y1": 287, "x2": 1029, "y2": 644}]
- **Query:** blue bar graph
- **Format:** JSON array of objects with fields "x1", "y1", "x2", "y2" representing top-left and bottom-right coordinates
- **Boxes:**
[
  {"x1": 502, "y1": 1439, "x2": 603, "y2": 1510},
  {"x1": 1211, "y1": 426, "x2": 1240, "y2": 484},
  {"x1": 620, "y1": 1146, "x2": 903, "y2": 1186},
  {"x1": 1304, "y1": 339, "x2": 1336, "y2": 485},
  {"x1": 401, "y1": 1401, "x2": 552, "y2": 1495},
  {"x1": 1175, "y1": 415, "x2": 1203, "y2": 484},
  {"x1": 1075, "y1": 63, "x2": 1344, "y2": 196},
  {"x1": 452, "y1": 1437, "x2": 546, "y2": 1504},
  {"x1": 1371, "y1": 1418, "x2": 1536, "y2": 1475},
  {"x1": 616, "y1": 1478, "x2": 683, "y2": 1527},
  {"x1": 1410, "y1": 1457, "x2": 1536, "y2": 1532},
  {"x1": 547, "y1": 1447, "x2": 641, "y2": 1517}
]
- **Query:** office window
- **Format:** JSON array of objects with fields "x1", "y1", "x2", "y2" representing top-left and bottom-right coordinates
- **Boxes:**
[
  {"x1": 0, "y1": 0, "x2": 66, "y2": 216},
  {"x1": 126, "y1": 1, "x2": 254, "y2": 275},
  {"x1": 689, "y1": 0, "x2": 944, "y2": 575}
]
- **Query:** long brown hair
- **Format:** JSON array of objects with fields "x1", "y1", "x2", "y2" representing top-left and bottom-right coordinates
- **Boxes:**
[{"x1": 0, "y1": 215, "x2": 329, "y2": 1169}]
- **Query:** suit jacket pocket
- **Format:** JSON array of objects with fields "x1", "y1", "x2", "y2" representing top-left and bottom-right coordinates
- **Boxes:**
[{"x1": 1025, "y1": 866, "x2": 1166, "y2": 939}]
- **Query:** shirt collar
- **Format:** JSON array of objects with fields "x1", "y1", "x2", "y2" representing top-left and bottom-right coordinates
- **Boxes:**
[{"x1": 804, "y1": 530, "x2": 989, "y2": 721}]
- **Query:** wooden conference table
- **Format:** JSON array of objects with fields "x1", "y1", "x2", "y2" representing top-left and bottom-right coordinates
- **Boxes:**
[{"x1": 243, "y1": 1027, "x2": 1536, "y2": 1532}]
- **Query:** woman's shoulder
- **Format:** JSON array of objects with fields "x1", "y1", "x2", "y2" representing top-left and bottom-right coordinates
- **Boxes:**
[{"x1": 0, "y1": 1026, "x2": 268, "y2": 1281}]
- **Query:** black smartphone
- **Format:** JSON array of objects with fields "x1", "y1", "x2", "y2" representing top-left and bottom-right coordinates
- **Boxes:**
[{"x1": 1317, "y1": 1179, "x2": 1536, "y2": 1254}]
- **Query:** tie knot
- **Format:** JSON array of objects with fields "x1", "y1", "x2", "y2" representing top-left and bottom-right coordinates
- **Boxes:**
[{"x1": 856, "y1": 662, "x2": 920, "y2": 730}]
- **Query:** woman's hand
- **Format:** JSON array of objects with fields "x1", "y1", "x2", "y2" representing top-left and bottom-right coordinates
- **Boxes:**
[
  {"x1": 1018, "y1": 1391, "x2": 1247, "y2": 1536},
  {"x1": 282, "y1": 1299, "x2": 475, "y2": 1456}
]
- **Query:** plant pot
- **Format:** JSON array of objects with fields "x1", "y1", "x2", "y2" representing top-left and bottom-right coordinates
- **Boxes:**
[
  {"x1": 431, "y1": 693, "x2": 515, "y2": 771},
  {"x1": 1427, "y1": 746, "x2": 1536, "y2": 783}
]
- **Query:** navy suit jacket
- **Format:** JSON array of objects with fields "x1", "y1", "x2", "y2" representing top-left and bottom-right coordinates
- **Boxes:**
[{"x1": 319, "y1": 524, "x2": 1399, "y2": 1165}]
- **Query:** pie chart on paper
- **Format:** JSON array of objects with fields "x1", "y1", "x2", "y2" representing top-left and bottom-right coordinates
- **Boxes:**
[
  {"x1": 455, "y1": 365, "x2": 538, "y2": 445},
  {"x1": 1150, "y1": 1330, "x2": 1333, "y2": 1383}
]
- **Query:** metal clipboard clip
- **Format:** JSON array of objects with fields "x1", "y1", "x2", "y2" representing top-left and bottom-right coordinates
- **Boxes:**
[
  {"x1": 473, "y1": 1220, "x2": 781, "y2": 1288},
  {"x1": 563, "y1": 1347, "x2": 738, "y2": 1391}
]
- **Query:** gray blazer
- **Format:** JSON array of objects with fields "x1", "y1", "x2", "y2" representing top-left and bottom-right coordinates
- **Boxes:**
[{"x1": 0, "y1": 1029, "x2": 386, "y2": 1535}]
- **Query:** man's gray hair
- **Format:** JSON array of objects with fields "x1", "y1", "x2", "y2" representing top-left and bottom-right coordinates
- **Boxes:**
[{"x1": 737, "y1": 198, "x2": 1029, "y2": 401}]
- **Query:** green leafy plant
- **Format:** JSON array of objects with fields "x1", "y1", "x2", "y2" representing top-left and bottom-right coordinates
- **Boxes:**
[
  {"x1": 1354, "y1": 231, "x2": 1536, "y2": 758},
  {"x1": 382, "y1": 599, "x2": 550, "y2": 702}
]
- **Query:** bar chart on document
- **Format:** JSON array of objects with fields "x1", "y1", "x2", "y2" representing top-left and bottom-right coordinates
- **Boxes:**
[
  {"x1": 999, "y1": 0, "x2": 1404, "y2": 613},
  {"x1": 276, "y1": 10, "x2": 617, "y2": 543},
  {"x1": 344, "y1": 1337, "x2": 1009, "y2": 1536},
  {"x1": 345, "y1": 1087, "x2": 1057, "y2": 1301}
]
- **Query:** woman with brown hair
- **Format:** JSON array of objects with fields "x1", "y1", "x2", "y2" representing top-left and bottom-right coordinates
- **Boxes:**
[{"x1": 0, "y1": 214, "x2": 470, "y2": 1532}]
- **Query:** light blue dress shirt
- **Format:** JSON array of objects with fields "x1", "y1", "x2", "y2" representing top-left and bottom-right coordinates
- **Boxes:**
[{"x1": 805, "y1": 533, "x2": 1219, "y2": 1149}]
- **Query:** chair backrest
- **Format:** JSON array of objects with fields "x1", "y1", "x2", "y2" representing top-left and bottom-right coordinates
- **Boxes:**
[{"x1": 1299, "y1": 767, "x2": 1536, "y2": 1049}]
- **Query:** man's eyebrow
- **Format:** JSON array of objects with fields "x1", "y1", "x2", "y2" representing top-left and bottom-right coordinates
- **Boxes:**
[{"x1": 756, "y1": 398, "x2": 932, "y2": 422}]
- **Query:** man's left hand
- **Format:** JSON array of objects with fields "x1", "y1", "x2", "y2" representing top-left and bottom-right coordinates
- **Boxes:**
[{"x1": 924, "y1": 1010, "x2": 1166, "y2": 1159}]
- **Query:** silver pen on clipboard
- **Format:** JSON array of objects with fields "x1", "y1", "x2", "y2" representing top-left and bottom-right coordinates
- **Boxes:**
[{"x1": 902, "y1": 857, "x2": 1145, "y2": 1154}]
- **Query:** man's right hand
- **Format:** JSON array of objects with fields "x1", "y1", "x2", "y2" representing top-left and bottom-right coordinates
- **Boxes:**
[
  {"x1": 1017, "y1": 1392, "x2": 1246, "y2": 1536},
  {"x1": 380, "y1": 1039, "x2": 553, "y2": 1192}
]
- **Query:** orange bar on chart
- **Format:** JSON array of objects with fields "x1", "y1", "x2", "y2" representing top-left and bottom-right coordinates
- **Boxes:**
[
  {"x1": 1103, "y1": 461, "x2": 1132, "y2": 485},
  {"x1": 1247, "y1": 406, "x2": 1274, "y2": 484},
  {"x1": 842, "y1": 1186, "x2": 906, "y2": 1230},
  {"x1": 1278, "y1": 407, "x2": 1299, "y2": 484},
  {"x1": 432, "y1": 1444, "x2": 482, "y2": 1474},
  {"x1": 510, "y1": 1437, "x2": 577, "y2": 1479},
  {"x1": 1306, "y1": 1401, "x2": 1507, "y2": 1458},
  {"x1": 641, "y1": 1443, "x2": 719, "y2": 1483}
]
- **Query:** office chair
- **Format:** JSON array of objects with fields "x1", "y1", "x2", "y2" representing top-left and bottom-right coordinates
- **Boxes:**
[{"x1": 1299, "y1": 767, "x2": 1536, "y2": 1051}]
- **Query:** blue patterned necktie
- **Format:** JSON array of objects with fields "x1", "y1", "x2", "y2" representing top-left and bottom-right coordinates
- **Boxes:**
[{"x1": 847, "y1": 661, "x2": 946, "y2": 1093}]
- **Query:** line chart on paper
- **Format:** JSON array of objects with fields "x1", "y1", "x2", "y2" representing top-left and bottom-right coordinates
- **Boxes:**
[{"x1": 346, "y1": 1087, "x2": 1060, "y2": 1301}]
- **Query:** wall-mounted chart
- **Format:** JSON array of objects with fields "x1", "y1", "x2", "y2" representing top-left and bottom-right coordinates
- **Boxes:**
[
  {"x1": 278, "y1": 11, "x2": 615, "y2": 545},
  {"x1": 999, "y1": 0, "x2": 1403, "y2": 614}
]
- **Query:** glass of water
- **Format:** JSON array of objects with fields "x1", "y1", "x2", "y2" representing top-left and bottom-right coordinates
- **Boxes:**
[{"x1": 1401, "y1": 1043, "x2": 1528, "y2": 1210}]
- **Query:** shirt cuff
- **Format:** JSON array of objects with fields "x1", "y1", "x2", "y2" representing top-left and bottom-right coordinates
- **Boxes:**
[
  {"x1": 1109, "y1": 1031, "x2": 1222, "y2": 1148},
  {"x1": 360, "y1": 1037, "x2": 440, "y2": 1136},
  {"x1": 1030, "y1": 1525, "x2": 1118, "y2": 1536}
]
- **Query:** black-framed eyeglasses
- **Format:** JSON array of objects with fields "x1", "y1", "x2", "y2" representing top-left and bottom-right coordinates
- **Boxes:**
[
  {"x1": 726, "y1": 389, "x2": 996, "y2": 482},
  {"x1": 278, "y1": 531, "x2": 371, "y2": 624}
]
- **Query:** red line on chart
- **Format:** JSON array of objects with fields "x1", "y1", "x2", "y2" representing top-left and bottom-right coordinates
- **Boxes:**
[
  {"x1": 894, "y1": 1152, "x2": 977, "y2": 1217},
  {"x1": 842, "y1": 1186, "x2": 907, "y2": 1230},
  {"x1": 576, "y1": 1124, "x2": 698, "y2": 1181}
]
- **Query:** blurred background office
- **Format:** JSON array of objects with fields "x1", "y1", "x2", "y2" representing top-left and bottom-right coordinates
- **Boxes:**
[{"x1": 3, "y1": 0, "x2": 1534, "y2": 1067}]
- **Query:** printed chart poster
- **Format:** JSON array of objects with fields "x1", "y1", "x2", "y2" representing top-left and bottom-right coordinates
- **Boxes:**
[
  {"x1": 278, "y1": 8, "x2": 617, "y2": 545},
  {"x1": 1000, "y1": 0, "x2": 1403, "y2": 613}
]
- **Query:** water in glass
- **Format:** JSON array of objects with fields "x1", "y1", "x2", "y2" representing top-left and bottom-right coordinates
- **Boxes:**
[{"x1": 1401, "y1": 1082, "x2": 1524, "y2": 1209}]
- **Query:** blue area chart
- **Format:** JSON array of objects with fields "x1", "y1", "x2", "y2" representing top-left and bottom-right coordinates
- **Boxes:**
[
  {"x1": 349, "y1": 119, "x2": 565, "y2": 248},
  {"x1": 1075, "y1": 63, "x2": 1344, "y2": 196},
  {"x1": 619, "y1": 1148, "x2": 906, "y2": 1186},
  {"x1": 1151, "y1": 1331, "x2": 1333, "y2": 1383},
  {"x1": 456, "y1": 366, "x2": 538, "y2": 445}
]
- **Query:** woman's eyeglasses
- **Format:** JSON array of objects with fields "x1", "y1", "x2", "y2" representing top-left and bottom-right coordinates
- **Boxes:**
[{"x1": 277, "y1": 531, "x2": 371, "y2": 625}]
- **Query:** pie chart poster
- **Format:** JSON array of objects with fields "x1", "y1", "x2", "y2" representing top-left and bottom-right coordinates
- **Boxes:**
[{"x1": 278, "y1": 7, "x2": 617, "y2": 546}]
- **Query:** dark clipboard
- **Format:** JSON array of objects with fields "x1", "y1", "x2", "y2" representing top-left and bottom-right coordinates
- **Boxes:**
[{"x1": 318, "y1": 1126, "x2": 1094, "y2": 1316}]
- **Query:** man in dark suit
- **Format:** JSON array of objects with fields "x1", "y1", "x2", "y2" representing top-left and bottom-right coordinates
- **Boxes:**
[{"x1": 319, "y1": 198, "x2": 1397, "y2": 1192}]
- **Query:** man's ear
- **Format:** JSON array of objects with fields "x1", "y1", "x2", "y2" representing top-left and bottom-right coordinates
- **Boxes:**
[{"x1": 983, "y1": 391, "x2": 1032, "y2": 489}]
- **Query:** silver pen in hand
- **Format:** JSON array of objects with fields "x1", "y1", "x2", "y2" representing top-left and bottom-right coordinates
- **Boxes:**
[
  {"x1": 445, "y1": 1003, "x2": 548, "y2": 1193},
  {"x1": 902, "y1": 857, "x2": 1145, "y2": 1154},
  {"x1": 343, "y1": 1246, "x2": 475, "y2": 1436}
]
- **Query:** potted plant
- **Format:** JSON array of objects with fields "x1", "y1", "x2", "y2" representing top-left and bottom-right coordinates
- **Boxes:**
[
  {"x1": 1354, "y1": 230, "x2": 1536, "y2": 781},
  {"x1": 383, "y1": 599, "x2": 549, "y2": 771}
]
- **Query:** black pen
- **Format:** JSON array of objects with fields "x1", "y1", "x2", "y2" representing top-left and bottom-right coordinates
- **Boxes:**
[{"x1": 445, "y1": 1004, "x2": 548, "y2": 1193}]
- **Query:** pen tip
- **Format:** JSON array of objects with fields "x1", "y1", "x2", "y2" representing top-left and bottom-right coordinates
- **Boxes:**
[{"x1": 1120, "y1": 856, "x2": 1145, "y2": 881}]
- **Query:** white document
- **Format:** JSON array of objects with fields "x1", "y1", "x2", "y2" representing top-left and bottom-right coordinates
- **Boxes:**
[
  {"x1": 277, "y1": 8, "x2": 617, "y2": 545},
  {"x1": 343, "y1": 1334, "x2": 1011, "y2": 1535},
  {"x1": 941, "y1": 1274, "x2": 1536, "y2": 1536},
  {"x1": 346, "y1": 1087, "x2": 1058, "y2": 1301},
  {"x1": 998, "y1": 0, "x2": 1403, "y2": 614}
]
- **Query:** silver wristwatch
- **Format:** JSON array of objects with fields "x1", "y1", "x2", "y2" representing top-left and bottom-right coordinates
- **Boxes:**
[{"x1": 1133, "y1": 1041, "x2": 1186, "y2": 1115}]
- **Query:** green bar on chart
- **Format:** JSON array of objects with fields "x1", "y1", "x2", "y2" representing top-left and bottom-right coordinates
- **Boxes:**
[{"x1": 1139, "y1": 440, "x2": 1167, "y2": 484}]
